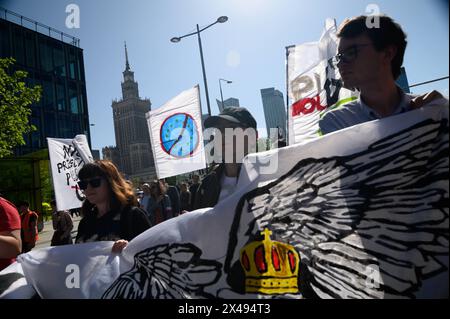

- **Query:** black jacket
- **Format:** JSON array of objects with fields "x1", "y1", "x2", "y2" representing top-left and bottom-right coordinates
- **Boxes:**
[
  {"x1": 193, "y1": 164, "x2": 225, "y2": 210},
  {"x1": 76, "y1": 205, "x2": 151, "y2": 243}
]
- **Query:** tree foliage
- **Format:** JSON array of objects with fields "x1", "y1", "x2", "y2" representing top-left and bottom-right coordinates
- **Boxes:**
[{"x1": 0, "y1": 57, "x2": 42, "y2": 158}]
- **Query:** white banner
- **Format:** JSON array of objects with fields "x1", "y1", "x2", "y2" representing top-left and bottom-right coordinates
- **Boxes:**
[
  {"x1": 287, "y1": 18, "x2": 356, "y2": 145},
  {"x1": 47, "y1": 135, "x2": 93, "y2": 211},
  {"x1": 3, "y1": 104, "x2": 448, "y2": 299},
  {"x1": 147, "y1": 85, "x2": 206, "y2": 179}
]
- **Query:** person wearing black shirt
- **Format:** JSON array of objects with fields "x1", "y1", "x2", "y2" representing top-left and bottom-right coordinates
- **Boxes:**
[{"x1": 75, "y1": 160, "x2": 151, "y2": 253}]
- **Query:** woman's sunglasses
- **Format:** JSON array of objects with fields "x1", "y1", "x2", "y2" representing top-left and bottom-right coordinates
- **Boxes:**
[{"x1": 77, "y1": 178, "x2": 102, "y2": 190}]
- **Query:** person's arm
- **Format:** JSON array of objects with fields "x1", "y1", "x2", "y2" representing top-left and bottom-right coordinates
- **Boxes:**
[
  {"x1": 130, "y1": 207, "x2": 152, "y2": 238},
  {"x1": 186, "y1": 192, "x2": 192, "y2": 212},
  {"x1": 172, "y1": 188, "x2": 181, "y2": 216},
  {"x1": 318, "y1": 112, "x2": 341, "y2": 135},
  {"x1": 52, "y1": 212, "x2": 58, "y2": 230},
  {"x1": 111, "y1": 240, "x2": 128, "y2": 254},
  {"x1": 164, "y1": 196, "x2": 173, "y2": 219},
  {"x1": 410, "y1": 90, "x2": 445, "y2": 109},
  {"x1": 62, "y1": 213, "x2": 73, "y2": 239},
  {"x1": 29, "y1": 215, "x2": 38, "y2": 242},
  {"x1": 75, "y1": 218, "x2": 85, "y2": 243},
  {"x1": 0, "y1": 230, "x2": 22, "y2": 258}
]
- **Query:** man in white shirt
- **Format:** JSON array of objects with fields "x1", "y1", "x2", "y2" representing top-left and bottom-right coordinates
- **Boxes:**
[
  {"x1": 319, "y1": 15, "x2": 447, "y2": 135},
  {"x1": 193, "y1": 107, "x2": 257, "y2": 209}
]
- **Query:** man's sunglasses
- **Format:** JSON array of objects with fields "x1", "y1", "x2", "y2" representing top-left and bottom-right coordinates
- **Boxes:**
[
  {"x1": 330, "y1": 43, "x2": 372, "y2": 66},
  {"x1": 77, "y1": 178, "x2": 103, "y2": 190}
]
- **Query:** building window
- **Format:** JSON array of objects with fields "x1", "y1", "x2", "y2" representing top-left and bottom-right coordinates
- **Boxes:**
[
  {"x1": 58, "y1": 114, "x2": 71, "y2": 138},
  {"x1": 72, "y1": 115, "x2": 81, "y2": 135},
  {"x1": 41, "y1": 78, "x2": 55, "y2": 110},
  {"x1": 53, "y1": 44, "x2": 66, "y2": 77},
  {"x1": 0, "y1": 21, "x2": 11, "y2": 58},
  {"x1": 44, "y1": 112, "x2": 57, "y2": 138},
  {"x1": 31, "y1": 117, "x2": 41, "y2": 149},
  {"x1": 68, "y1": 48, "x2": 77, "y2": 80},
  {"x1": 79, "y1": 90, "x2": 86, "y2": 114},
  {"x1": 77, "y1": 51, "x2": 84, "y2": 81},
  {"x1": 39, "y1": 39, "x2": 52, "y2": 73},
  {"x1": 68, "y1": 83, "x2": 78, "y2": 114},
  {"x1": 56, "y1": 82, "x2": 66, "y2": 112},
  {"x1": 13, "y1": 27, "x2": 25, "y2": 65},
  {"x1": 24, "y1": 32, "x2": 36, "y2": 68}
]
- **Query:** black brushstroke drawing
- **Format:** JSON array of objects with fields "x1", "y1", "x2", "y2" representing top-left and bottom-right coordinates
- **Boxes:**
[
  {"x1": 225, "y1": 118, "x2": 449, "y2": 299},
  {"x1": 75, "y1": 187, "x2": 85, "y2": 201},
  {"x1": 102, "y1": 243, "x2": 222, "y2": 299}
]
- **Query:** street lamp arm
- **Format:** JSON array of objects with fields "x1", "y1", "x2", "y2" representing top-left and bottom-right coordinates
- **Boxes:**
[
  {"x1": 173, "y1": 16, "x2": 228, "y2": 40},
  {"x1": 198, "y1": 20, "x2": 219, "y2": 33},
  {"x1": 175, "y1": 21, "x2": 220, "y2": 40},
  {"x1": 170, "y1": 16, "x2": 228, "y2": 116},
  {"x1": 177, "y1": 30, "x2": 200, "y2": 40}
]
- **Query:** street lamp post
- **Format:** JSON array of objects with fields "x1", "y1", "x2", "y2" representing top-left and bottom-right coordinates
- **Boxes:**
[
  {"x1": 171, "y1": 16, "x2": 228, "y2": 116},
  {"x1": 219, "y1": 78, "x2": 232, "y2": 111}
]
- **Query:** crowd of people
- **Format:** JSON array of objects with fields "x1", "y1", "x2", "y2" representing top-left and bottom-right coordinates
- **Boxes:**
[{"x1": 0, "y1": 14, "x2": 447, "y2": 274}]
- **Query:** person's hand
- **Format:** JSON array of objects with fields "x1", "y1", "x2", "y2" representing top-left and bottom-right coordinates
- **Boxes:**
[
  {"x1": 410, "y1": 90, "x2": 444, "y2": 109},
  {"x1": 111, "y1": 239, "x2": 128, "y2": 254}
]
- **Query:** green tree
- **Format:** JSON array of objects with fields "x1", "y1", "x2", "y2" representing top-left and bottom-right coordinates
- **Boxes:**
[{"x1": 0, "y1": 57, "x2": 42, "y2": 158}]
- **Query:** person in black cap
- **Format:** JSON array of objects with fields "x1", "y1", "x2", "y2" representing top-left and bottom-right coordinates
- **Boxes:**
[{"x1": 193, "y1": 107, "x2": 257, "y2": 210}]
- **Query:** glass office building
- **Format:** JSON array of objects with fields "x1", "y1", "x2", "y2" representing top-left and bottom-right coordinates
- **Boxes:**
[{"x1": 0, "y1": 8, "x2": 90, "y2": 156}]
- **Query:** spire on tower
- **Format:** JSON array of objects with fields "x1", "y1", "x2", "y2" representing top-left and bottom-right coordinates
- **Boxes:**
[{"x1": 124, "y1": 41, "x2": 130, "y2": 71}]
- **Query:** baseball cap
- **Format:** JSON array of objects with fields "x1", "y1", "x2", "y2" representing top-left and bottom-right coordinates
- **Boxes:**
[{"x1": 204, "y1": 107, "x2": 257, "y2": 129}]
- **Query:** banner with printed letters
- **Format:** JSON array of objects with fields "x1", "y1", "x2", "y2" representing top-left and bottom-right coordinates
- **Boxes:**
[
  {"x1": 287, "y1": 18, "x2": 356, "y2": 145},
  {"x1": 47, "y1": 134, "x2": 94, "y2": 211}
]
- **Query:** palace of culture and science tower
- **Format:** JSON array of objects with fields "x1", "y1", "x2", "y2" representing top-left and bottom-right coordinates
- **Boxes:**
[{"x1": 102, "y1": 44, "x2": 156, "y2": 181}]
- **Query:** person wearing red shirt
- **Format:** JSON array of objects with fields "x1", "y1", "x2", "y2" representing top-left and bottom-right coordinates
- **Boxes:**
[
  {"x1": 17, "y1": 201, "x2": 39, "y2": 253},
  {"x1": 0, "y1": 196, "x2": 22, "y2": 271}
]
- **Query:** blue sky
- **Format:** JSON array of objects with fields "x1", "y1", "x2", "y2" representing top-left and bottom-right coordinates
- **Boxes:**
[{"x1": 1, "y1": 0, "x2": 448, "y2": 152}]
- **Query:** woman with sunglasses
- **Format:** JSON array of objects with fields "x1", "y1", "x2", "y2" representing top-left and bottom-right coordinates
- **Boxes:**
[{"x1": 75, "y1": 160, "x2": 151, "y2": 253}]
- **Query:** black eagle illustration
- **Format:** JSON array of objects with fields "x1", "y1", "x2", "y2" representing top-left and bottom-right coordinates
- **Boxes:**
[
  {"x1": 224, "y1": 117, "x2": 449, "y2": 299},
  {"x1": 100, "y1": 116, "x2": 448, "y2": 299},
  {"x1": 102, "y1": 243, "x2": 221, "y2": 299}
]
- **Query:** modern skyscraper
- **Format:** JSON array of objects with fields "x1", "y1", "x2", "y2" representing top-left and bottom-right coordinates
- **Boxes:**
[
  {"x1": 0, "y1": 7, "x2": 90, "y2": 216},
  {"x1": 216, "y1": 97, "x2": 240, "y2": 113},
  {"x1": 260, "y1": 88, "x2": 287, "y2": 139},
  {"x1": 106, "y1": 43, "x2": 156, "y2": 180}
]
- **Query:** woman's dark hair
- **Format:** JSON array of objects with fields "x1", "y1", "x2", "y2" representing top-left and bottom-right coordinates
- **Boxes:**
[
  {"x1": 78, "y1": 160, "x2": 137, "y2": 216},
  {"x1": 337, "y1": 15, "x2": 407, "y2": 80}
]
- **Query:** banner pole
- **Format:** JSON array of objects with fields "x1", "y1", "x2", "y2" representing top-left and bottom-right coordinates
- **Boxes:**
[{"x1": 285, "y1": 45, "x2": 295, "y2": 145}]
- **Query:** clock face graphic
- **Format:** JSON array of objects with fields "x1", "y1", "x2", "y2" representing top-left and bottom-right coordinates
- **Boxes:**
[{"x1": 160, "y1": 113, "x2": 200, "y2": 158}]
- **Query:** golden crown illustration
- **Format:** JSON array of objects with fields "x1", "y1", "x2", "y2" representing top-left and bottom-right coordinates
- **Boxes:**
[{"x1": 240, "y1": 228, "x2": 300, "y2": 294}]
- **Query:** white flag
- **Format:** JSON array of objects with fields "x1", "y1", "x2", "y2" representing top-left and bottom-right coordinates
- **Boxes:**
[
  {"x1": 4, "y1": 103, "x2": 448, "y2": 299},
  {"x1": 287, "y1": 18, "x2": 356, "y2": 145},
  {"x1": 47, "y1": 134, "x2": 93, "y2": 211},
  {"x1": 146, "y1": 85, "x2": 206, "y2": 179}
]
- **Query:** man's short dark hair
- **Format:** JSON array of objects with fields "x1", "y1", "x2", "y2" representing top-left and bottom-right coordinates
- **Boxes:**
[{"x1": 337, "y1": 15, "x2": 407, "y2": 79}]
